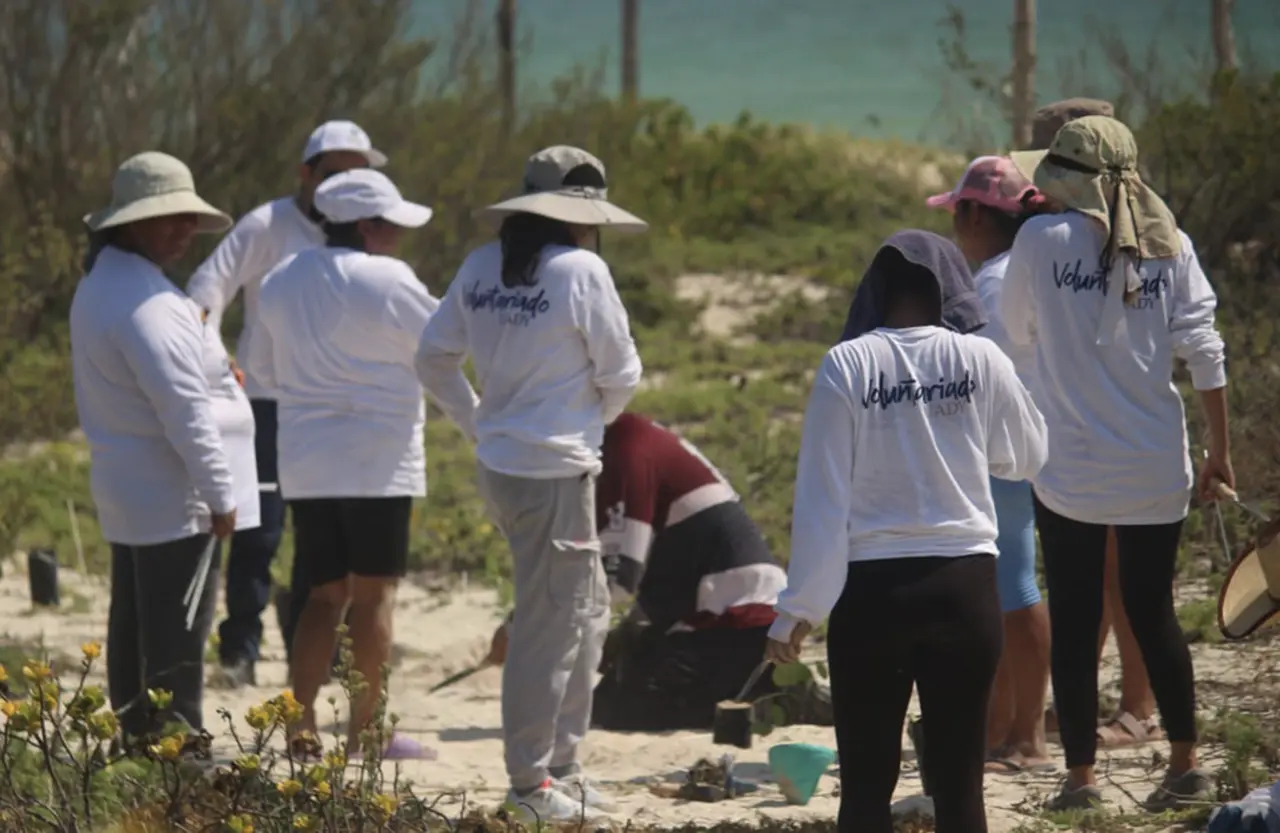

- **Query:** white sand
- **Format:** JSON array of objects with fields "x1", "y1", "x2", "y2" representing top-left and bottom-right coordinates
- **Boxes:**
[{"x1": 0, "y1": 560, "x2": 1269, "y2": 831}]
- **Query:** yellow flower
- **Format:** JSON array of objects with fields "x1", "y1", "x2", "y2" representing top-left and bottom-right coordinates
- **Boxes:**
[
  {"x1": 149, "y1": 733, "x2": 185, "y2": 761},
  {"x1": 291, "y1": 814, "x2": 319, "y2": 832},
  {"x1": 322, "y1": 750, "x2": 347, "y2": 772},
  {"x1": 81, "y1": 642, "x2": 102, "y2": 661},
  {"x1": 146, "y1": 689, "x2": 173, "y2": 710},
  {"x1": 88, "y1": 711, "x2": 118, "y2": 741},
  {"x1": 313, "y1": 781, "x2": 332, "y2": 801},
  {"x1": 0, "y1": 664, "x2": 8, "y2": 683},
  {"x1": 370, "y1": 793, "x2": 398, "y2": 819},
  {"x1": 277, "y1": 779, "x2": 303, "y2": 799},
  {"x1": 233, "y1": 753, "x2": 261, "y2": 776},
  {"x1": 1, "y1": 702, "x2": 16, "y2": 718},
  {"x1": 273, "y1": 690, "x2": 304, "y2": 725},
  {"x1": 224, "y1": 814, "x2": 254, "y2": 833},
  {"x1": 22, "y1": 662, "x2": 52, "y2": 683},
  {"x1": 244, "y1": 705, "x2": 272, "y2": 731},
  {"x1": 477, "y1": 522, "x2": 494, "y2": 536}
]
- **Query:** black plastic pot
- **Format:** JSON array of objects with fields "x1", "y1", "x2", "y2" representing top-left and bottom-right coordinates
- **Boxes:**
[{"x1": 27, "y1": 548, "x2": 60, "y2": 608}]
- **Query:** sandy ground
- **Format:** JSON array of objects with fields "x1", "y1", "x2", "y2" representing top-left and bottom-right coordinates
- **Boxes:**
[{"x1": 0, "y1": 559, "x2": 1271, "y2": 832}]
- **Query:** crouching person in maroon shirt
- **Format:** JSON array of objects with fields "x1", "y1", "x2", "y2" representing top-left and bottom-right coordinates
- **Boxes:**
[
  {"x1": 589, "y1": 413, "x2": 831, "y2": 731},
  {"x1": 486, "y1": 412, "x2": 833, "y2": 730}
]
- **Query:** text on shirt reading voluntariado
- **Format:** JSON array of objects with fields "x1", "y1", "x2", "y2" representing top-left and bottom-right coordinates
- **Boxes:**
[
  {"x1": 463, "y1": 282, "x2": 551, "y2": 327},
  {"x1": 860, "y1": 370, "x2": 977, "y2": 418},
  {"x1": 1053, "y1": 259, "x2": 1171, "y2": 309}
]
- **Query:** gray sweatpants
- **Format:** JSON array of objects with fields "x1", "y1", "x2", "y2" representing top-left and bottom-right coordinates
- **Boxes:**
[{"x1": 477, "y1": 465, "x2": 610, "y2": 791}]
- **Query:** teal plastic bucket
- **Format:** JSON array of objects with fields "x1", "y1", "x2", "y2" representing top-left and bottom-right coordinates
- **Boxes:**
[{"x1": 768, "y1": 742, "x2": 837, "y2": 805}]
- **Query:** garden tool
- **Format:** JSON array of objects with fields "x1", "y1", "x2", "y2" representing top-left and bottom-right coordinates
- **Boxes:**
[
  {"x1": 427, "y1": 661, "x2": 493, "y2": 694},
  {"x1": 183, "y1": 535, "x2": 218, "y2": 631},
  {"x1": 712, "y1": 661, "x2": 771, "y2": 749}
]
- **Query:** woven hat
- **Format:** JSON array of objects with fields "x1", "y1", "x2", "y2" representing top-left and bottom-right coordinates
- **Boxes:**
[
  {"x1": 1219, "y1": 533, "x2": 1280, "y2": 640},
  {"x1": 1028, "y1": 98, "x2": 1115, "y2": 151},
  {"x1": 475, "y1": 145, "x2": 647, "y2": 232},
  {"x1": 84, "y1": 152, "x2": 231, "y2": 233}
]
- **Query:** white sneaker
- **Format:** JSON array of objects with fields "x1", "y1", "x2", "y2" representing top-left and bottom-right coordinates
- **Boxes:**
[
  {"x1": 503, "y1": 783, "x2": 605, "y2": 824},
  {"x1": 553, "y1": 772, "x2": 618, "y2": 813}
]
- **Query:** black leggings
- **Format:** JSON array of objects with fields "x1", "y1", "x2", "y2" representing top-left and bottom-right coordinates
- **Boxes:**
[
  {"x1": 1034, "y1": 498, "x2": 1196, "y2": 768},
  {"x1": 828, "y1": 553, "x2": 1002, "y2": 833}
]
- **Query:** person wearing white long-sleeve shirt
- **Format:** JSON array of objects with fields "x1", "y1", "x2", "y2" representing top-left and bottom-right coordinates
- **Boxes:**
[
  {"x1": 766, "y1": 230, "x2": 1048, "y2": 833},
  {"x1": 186, "y1": 120, "x2": 388, "y2": 688},
  {"x1": 416, "y1": 146, "x2": 643, "y2": 824},
  {"x1": 927, "y1": 155, "x2": 1056, "y2": 774},
  {"x1": 1005, "y1": 116, "x2": 1230, "y2": 813},
  {"x1": 246, "y1": 168, "x2": 448, "y2": 763},
  {"x1": 71, "y1": 151, "x2": 238, "y2": 745}
]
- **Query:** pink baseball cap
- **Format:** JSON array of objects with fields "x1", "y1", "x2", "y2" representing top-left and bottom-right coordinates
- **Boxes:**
[{"x1": 926, "y1": 155, "x2": 1042, "y2": 215}]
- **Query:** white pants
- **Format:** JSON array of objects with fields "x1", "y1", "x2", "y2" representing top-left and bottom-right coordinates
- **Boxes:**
[{"x1": 477, "y1": 465, "x2": 610, "y2": 791}]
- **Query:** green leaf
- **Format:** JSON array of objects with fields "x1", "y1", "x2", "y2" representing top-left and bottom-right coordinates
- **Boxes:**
[
  {"x1": 814, "y1": 661, "x2": 829, "y2": 680},
  {"x1": 771, "y1": 661, "x2": 813, "y2": 688}
]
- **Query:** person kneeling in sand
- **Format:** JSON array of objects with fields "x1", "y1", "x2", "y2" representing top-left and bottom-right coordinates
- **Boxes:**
[{"x1": 488, "y1": 412, "x2": 831, "y2": 732}]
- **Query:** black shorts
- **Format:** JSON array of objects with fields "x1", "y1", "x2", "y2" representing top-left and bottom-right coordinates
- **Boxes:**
[{"x1": 290, "y1": 497, "x2": 412, "y2": 586}]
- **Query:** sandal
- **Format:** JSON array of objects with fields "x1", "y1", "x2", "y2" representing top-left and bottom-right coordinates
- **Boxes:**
[
  {"x1": 1096, "y1": 711, "x2": 1163, "y2": 749},
  {"x1": 984, "y1": 751, "x2": 1057, "y2": 774}
]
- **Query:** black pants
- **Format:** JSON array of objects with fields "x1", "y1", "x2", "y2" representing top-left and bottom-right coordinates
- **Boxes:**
[
  {"x1": 108, "y1": 534, "x2": 220, "y2": 739},
  {"x1": 1034, "y1": 498, "x2": 1196, "y2": 768},
  {"x1": 592, "y1": 623, "x2": 777, "y2": 731},
  {"x1": 218, "y1": 398, "x2": 286, "y2": 665},
  {"x1": 828, "y1": 554, "x2": 1001, "y2": 833}
]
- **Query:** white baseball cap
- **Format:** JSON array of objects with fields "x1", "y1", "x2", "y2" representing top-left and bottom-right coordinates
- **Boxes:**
[
  {"x1": 301, "y1": 120, "x2": 388, "y2": 168},
  {"x1": 313, "y1": 169, "x2": 432, "y2": 228}
]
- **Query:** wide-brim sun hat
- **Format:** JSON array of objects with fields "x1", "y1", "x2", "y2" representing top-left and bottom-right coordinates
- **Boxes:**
[
  {"x1": 83, "y1": 151, "x2": 232, "y2": 234},
  {"x1": 475, "y1": 145, "x2": 648, "y2": 233},
  {"x1": 1219, "y1": 533, "x2": 1280, "y2": 640},
  {"x1": 313, "y1": 168, "x2": 432, "y2": 228},
  {"x1": 1027, "y1": 97, "x2": 1115, "y2": 151}
]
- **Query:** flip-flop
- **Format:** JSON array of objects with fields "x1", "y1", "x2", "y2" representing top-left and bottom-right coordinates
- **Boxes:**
[
  {"x1": 351, "y1": 732, "x2": 438, "y2": 762},
  {"x1": 984, "y1": 756, "x2": 1057, "y2": 774}
]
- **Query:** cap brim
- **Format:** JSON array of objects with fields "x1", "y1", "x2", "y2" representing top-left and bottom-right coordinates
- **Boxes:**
[
  {"x1": 1008, "y1": 150, "x2": 1048, "y2": 184},
  {"x1": 382, "y1": 200, "x2": 433, "y2": 229},
  {"x1": 1218, "y1": 544, "x2": 1280, "y2": 640},
  {"x1": 83, "y1": 192, "x2": 232, "y2": 234},
  {"x1": 363, "y1": 148, "x2": 389, "y2": 168},
  {"x1": 925, "y1": 191, "x2": 959, "y2": 211},
  {"x1": 474, "y1": 193, "x2": 648, "y2": 233}
]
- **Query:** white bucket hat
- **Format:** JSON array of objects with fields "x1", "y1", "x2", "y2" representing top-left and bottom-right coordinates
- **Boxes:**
[
  {"x1": 313, "y1": 169, "x2": 432, "y2": 228},
  {"x1": 84, "y1": 152, "x2": 232, "y2": 234},
  {"x1": 475, "y1": 145, "x2": 647, "y2": 233},
  {"x1": 302, "y1": 120, "x2": 388, "y2": 168}
]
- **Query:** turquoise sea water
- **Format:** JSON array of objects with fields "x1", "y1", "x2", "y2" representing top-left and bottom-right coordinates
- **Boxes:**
[{"x1": 413, "y1": 0, "x2": 1280, "y2": 144}]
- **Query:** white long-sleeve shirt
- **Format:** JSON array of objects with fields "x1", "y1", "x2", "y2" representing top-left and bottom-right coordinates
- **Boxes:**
[
  {"x1": 199, "y1": 318, "x2": 261, "y2": 531},
  {"x1": 973, "y1": 251, "x2": 1037, "y2": 386},
  {"x1": 70, "y1": 247, "x2": 236, "y2": 546},
  {"x1": 416, "y1": 242, "x2": 642, "y2": 479},
  {"x1": 247, "y1": 247, "x2": 464, "y2": 500},
  {"x1": 186, "y1": 197, "x2": 324, "y2": 399},
  {"x1": 770, "y1": 327, "x2": 1047, "y2": 640},
  {"x1": 1000, "y1": 212, "x2": 1227, "y2": 525}
]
